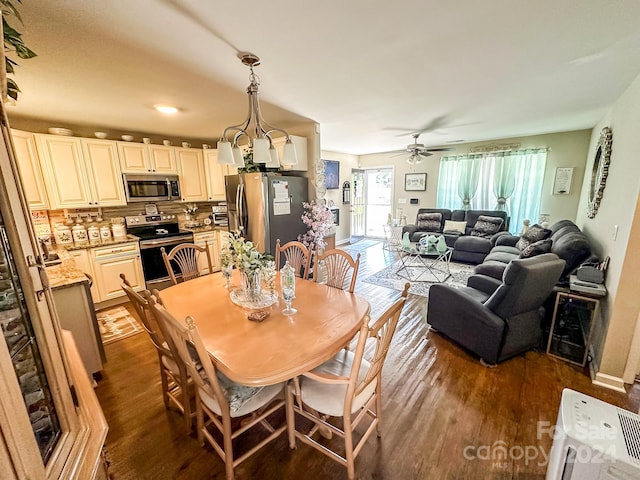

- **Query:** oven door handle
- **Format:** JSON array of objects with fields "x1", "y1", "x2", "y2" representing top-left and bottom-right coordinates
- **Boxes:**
[{"x1": 139, "y1": 236, "x2": 193, "y2": 249}]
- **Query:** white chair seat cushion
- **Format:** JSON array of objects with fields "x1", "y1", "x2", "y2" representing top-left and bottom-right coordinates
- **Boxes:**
[
  {"x1": 300, "y1": 350, "x2": 377, "y2": 417},
  {"x1": 199, "y1": 380, "x2": 283, "y2": 418},
  {"x1": 161, "y1": 353, "x2": 180, "y2": 375}
]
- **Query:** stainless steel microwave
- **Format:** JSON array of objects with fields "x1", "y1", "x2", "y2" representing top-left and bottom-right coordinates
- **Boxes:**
[{"x1": 123, "y1": 174, "x2": 180, "y2": 203}]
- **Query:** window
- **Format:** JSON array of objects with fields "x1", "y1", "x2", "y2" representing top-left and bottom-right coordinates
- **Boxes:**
[{"x1": 436, "y1": 149, "x2": 547, "y2": 232}]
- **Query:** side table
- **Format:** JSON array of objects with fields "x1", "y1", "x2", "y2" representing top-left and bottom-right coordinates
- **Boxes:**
[
  {"x1": 382, "y1": 224, "x2": 403, "y2": 252},
  {"x1": 546, "y1": 289, "x2": 604, "y2": 366}
]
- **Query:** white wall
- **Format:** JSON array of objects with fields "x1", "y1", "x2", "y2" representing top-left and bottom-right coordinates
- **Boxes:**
[
  {"x1": 320, "y1": 150, "x2": 359, "y2": 243},
  {"x1": 358, "y1": 130, "x2": 590, "y2": 230},
  {"x1": 574, "y1": 72, "x2": 640, "y2": 386}
]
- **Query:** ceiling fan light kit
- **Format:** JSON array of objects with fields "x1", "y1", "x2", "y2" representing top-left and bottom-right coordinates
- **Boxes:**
[
  {"x1": 402, "y1": 133, "x2": 454, "y2": 164},
  {"x1": 217, "y1": 52, "x2": 297, "y2": 167}
]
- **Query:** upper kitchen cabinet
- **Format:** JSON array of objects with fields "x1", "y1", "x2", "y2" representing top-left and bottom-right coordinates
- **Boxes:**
[
  {"x1": 272, "y1": 135, "x2": 308, "y2": 171},
  {"x1": 176, "y1": 147, "x2": 207, "y2": 202},
  {"x1": 35, "y1": 134, "x2": 126, "y2": 209},
  {"x1": 81, "y1": 139, "x2": 127, "y2": 206},
  {"x1": 203, "y1": 149, "x2": 237, "y2": 201},
  {"x1": 118, "y1": 142, "x2": 177, "y2": 174},
  {"x1": 10, "y1": 130, "x2": 49, "y2": 210}
]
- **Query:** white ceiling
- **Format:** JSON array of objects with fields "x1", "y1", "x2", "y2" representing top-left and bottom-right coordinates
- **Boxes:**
[{"x1": 7, "y1": 0, "x2": 640, "y2": 155}]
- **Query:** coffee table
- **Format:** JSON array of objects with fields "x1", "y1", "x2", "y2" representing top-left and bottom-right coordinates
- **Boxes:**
[{"x1": 397, "y1": 243, "x2": 452, "y2": 282}]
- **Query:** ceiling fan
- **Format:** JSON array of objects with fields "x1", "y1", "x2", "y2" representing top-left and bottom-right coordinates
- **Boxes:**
[{"x1": 394, "y1": 133, "x2": 455, "y2": 164}]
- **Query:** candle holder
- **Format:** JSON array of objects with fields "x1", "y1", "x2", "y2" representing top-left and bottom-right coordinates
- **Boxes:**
[{"x1": 280, "y1": 262, "x2": 297, "y2": 315}]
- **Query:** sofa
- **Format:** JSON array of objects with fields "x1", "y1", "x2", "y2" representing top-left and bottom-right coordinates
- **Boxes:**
[
  {"x1": 402, "y1": 208, "x2": 510, "y2": 264},
  {"x1": 427, "y1": 253, "x2": 565, "y2": 364},
  {"x1": 471, "y1": 219, "x2": 592, "y2": 293}
]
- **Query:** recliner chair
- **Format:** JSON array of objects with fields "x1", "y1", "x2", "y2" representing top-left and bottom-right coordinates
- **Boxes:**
[{"x1": 426, "y1": 253, "x2": 565, "y2": 365}]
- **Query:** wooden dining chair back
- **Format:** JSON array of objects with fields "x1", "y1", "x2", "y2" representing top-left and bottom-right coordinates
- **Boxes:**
[
  {"x1": 275, "y1": 239, "x2": 311, "y2": 278},
  {"x1": 148, "y1": 296, "x2": 288, "y2": 480},
  {"x1": 119, "y1": 274, "x2": 192, "y2": 431},
  {"x1": 287, "y1": 283, "x2": 409, "y2": 479},
  {"x1": 313, "y1": 249, "x2": 361, "y2": 293},
  {"x1": 161, "y1": 241, "x2": 212, "y2": 285}
]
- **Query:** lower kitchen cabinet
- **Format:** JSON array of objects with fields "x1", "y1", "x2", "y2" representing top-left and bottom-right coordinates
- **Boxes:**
[
  {"x1": 91, "y1": 242, "x2": 144, "y2": 302},
  {"x1": 52, "y1": 280, "x2": 105, "y2": 376},
  {"x1": 67, "y1": 248, "x2": 99, "y2": 302},
  {"x1": 193, "y1": 231, "x2": 221, "y2": 274}
]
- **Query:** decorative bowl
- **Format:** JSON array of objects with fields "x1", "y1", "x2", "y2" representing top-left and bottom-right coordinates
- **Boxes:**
[
  {"x1": 94, "y1": 131, "x2": 108, "y2": 139},
  {"x1": 121, "y1": 134, "x2": 134, "y2": 141},
  {"x1": 48, "y1": 127, "x2": 73, "y2": 136}
]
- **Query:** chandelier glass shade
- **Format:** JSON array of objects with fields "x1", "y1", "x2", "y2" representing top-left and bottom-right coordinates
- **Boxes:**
[{"x1": 217, "y1": 53, "x2": 297, "y2": 167}]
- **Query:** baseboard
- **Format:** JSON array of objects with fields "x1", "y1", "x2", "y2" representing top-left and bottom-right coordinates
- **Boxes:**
[
  {"x1": 336, "y1": 238, "x2": 350, "y2": 246},
  {"x1": 591, "y1": 370, "x2": 627, "y2": 393}
]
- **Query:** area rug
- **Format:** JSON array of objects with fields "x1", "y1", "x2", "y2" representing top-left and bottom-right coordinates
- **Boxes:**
[
  {"x1": 96, "y1": 306, "x2": 144, "y2": 345},
  {"x1": 363, "y1": 261, "x2": 476, "y2": 297}
]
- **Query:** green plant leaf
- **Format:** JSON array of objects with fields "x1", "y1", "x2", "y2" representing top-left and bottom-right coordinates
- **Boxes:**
[
  {"x1": 5, "y1": 58, "x2": 15, "y2": 74},
  {"x1": 6, "y1": 78, "x2": 20, "y2": 101},
  {"x1": 0, "y1": 0, "x2": 23, "y2": 25}
]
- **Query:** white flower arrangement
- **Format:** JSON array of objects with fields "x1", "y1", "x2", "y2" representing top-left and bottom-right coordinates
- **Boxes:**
[{"x1": 224, "y1": 231, "x2": 273, "y2": 274}]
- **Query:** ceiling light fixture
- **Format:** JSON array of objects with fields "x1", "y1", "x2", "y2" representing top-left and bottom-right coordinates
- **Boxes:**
[
  {"x1": 154, "y1": 104, "x2": 179, "y2": 114},
  {"x1": 217, "y1": 52, "x2": 297, "y2": 167}
]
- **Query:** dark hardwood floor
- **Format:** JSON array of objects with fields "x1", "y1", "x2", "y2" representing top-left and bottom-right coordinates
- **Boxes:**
[{"x1": 95, "y1": 239, "x2": 639, "y2": 479}]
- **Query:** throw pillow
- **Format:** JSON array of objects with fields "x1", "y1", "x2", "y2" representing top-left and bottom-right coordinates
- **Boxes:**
[
  {"x1": 519, "y1": 238, "x2": 553, "y2": 258},
  {"x1": 516, "y1": 224, "x2": 552, "y2": 251},
  {"x1": 443, "y1": 220, "x2": 467, "y2": 234},
  {"x1": 470, "y1": 215, "x2": 504, "y2": 238},
  {"x1": 416, "y1": 212, "x2": 442, "y2": 232}
]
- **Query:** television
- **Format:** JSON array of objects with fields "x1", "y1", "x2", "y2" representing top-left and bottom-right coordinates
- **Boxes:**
[{"x1": 324, "y1": 160, "x2": 339, "y2": 189}]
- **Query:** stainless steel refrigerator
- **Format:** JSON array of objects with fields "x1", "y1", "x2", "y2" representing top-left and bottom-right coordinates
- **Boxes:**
[{"x1": 225, "y1": 173, "x2": 309, "y2": 255}]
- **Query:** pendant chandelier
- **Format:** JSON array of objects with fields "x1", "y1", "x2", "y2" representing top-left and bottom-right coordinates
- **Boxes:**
[{"x1": 217, "y1": 53, "x2": 297, "y2": 167}]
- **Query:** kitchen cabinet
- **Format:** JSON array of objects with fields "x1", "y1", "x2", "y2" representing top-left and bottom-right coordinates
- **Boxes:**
[
  {"x1": 272, "y1": 135, "x2": 308, "y2": 172},
  {"x1": 81, "y1": 139, "x2": 127, "y2": 206},
  {"x1": 67, "y1": 248, "x2": 99, "y2": 302},
  {"x1": 91, "y1": 242, "x2": 144, "y2": 302},
  {"x1": 118, "y1": 142, "x2": 177, "y2": 174},
  {"x1": 204, "y1": 149, "x2": 237, "y2": 201},
  {"x1": 10, "y1": 130, "x2": 49, "y2": 210},
  {"x1": 193, "y1": 230, "x2": 221, "y2": 274},
  {"x1": 52, "y1": 280, "x2": 105, "y2": 376},
  {"x1": 176, "y1": 147, "x2": 207, "y2": 202},
  {"x1": 35, "y1": 135, "x2": 126, "y2": 209}
]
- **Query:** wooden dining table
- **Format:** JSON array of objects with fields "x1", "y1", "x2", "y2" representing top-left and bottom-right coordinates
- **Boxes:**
[{"x1": 159, "y1": 271, "x2": 371, "y2": 386}]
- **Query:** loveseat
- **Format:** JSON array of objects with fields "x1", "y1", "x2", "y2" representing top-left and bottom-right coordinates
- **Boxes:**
[
  {"x1": 402, "y1": 208, "x2": 510, "y2": 264},
  {"x1": 471, "y1": 219, "x2": 592, "y2": 293}
]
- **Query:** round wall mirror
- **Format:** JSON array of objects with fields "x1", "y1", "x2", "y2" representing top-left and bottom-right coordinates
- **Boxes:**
[{"x1": 587, "y1": 127, "x2": 612, "y2": 219}]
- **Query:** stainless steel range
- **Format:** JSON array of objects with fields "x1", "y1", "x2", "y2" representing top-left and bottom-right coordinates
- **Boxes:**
[{"x1": 125, "y1": 214, "x2": 194, "y2": 290}]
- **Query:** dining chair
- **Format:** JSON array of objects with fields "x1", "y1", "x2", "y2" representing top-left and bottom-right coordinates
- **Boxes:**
[
  {"x1": 286, "y1": 283, "x2": 409, "y2": 480},
  {"x1": 275, "y1": 239, "x2": 312, "y2": 279},
  {"x1": 313, "y1": 249, "x2": 361, "y2": 293},
  {"x1": 119, "y1": 274, "x2": 192, "y2": 431},
  {"x1": 148, "y1": 295, "x2": 288, "y2": 480},
  {"x1": 161, "y1": 241, "x2": 212, "y2": 285}
]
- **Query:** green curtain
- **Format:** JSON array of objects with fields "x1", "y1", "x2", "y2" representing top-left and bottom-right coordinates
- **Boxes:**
[
  {"x1": 436, "y1": 149, "x2": 547, "y2": 232},
  {"x1": 492, "y1": 152, "x2": 517, "y2": 212},
  {"x1": 456, "y1": 156, "x2": 481, "y2": 210}
]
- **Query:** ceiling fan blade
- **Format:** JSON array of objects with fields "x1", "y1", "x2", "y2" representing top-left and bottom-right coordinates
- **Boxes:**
[
  {"x1": 422, "y1": 147, "x2": 456, "y2": 152},
  {"x1": 157, "y1": 0, "x2": 241, "y2": 53},
  {"x1": 390, "y1": 152, "x2": 407, "y2": 157},
  {"x1": 410, "y1": 115, "x2": 450, "y2": 135}
]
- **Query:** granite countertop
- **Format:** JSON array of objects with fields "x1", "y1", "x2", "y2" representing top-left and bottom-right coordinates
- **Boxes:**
[
  {"x1": 45, "y1": 235, "x2": 140, "y2": 288},
  {"x1": 45, "y1": 248, "x2": 89, "y2": 289},
  {"x1": 183, "y1": 225, "x2": 227, "y2": 234}
]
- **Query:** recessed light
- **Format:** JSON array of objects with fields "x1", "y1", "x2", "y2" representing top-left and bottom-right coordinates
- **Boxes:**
[{"x1": 153, "y1": 104, "x2": 179, "y2": 114}]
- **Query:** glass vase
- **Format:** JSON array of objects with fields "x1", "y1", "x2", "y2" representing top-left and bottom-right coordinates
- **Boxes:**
[{"x1": 241, "y1": 271, "x2": 262, "y2": 303}]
